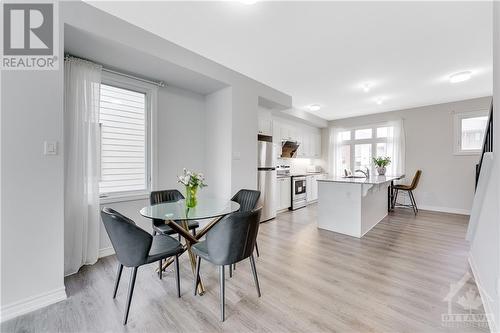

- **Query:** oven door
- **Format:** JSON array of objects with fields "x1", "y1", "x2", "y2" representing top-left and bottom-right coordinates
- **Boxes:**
[{"x1": 293, "y1": 177, "x2": 307, "y2": 199}]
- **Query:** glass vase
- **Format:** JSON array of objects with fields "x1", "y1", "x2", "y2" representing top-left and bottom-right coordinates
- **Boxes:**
[{"x1": 186, "y1": 185, "x2": 198, "y2": 208}]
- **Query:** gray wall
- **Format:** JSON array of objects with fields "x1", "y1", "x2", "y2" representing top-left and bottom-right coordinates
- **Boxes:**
[{"x1": 330, "y1": 96, "x2": 492, "y2": 214}]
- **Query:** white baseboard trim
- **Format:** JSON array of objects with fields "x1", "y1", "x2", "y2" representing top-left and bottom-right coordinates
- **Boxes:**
[
  {"x1": 468, "y1": 254, "x2": 497, "y2": 333},
  {"x1": 98, "y1": 246, "x2": 115, "y2": 258},
  {"x1": 418, "y1": 204, "x2": 470, "y2": 215},
  {"x1": 0, "y1": 287, "x2": 66, "y2": 323}
]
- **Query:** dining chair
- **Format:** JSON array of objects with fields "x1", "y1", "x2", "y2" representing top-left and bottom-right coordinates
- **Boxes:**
[
  {"x1": 393, "y1": 170, "x2": 422, "y2": 215},
  {"x1": 192, "y1": 208, "x2": 262, "y2": 321},
  {"x1": 101, "y1": 208, "x2": 183, "y2": 325},
  {"x1": 229, "y1": 189, "x2": 261, "y2": 277},
  {"x1": 150, "y1": 189, "x2": 200, "y2": 238}
]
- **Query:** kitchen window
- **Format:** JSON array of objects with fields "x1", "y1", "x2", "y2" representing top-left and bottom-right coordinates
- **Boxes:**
[
  {"x1": 334, "y1": 123, "x2": 401, "y2": 176},
  {"x1": 98, "y1": 73, "x2": 156, "y2": 200},
  {"x1": 453, "y1": 110, "x2": 489, "y2": 155}
]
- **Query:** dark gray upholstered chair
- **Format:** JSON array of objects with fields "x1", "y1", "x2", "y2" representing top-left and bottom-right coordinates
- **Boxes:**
[
  {"x1": 150, "y1": 189, "x2": 199, "y2": 239},
  {"x1": 192, "y1": 208, "x2": 262, "y2": 321},
  {"x1": 101, "y1": 208, "x2": 183, "y2": 325},
  {"x1": 230, "y1": 189, "x2": 261, "y2": 276}
]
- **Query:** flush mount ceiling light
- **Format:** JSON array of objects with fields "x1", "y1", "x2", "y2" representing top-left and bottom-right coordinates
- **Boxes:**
[
  {"x1": 449, "y1": 71, "x2": 472, "y2": 83},
  {"x1": 361, "y1": 82, "x2": 373, "y2": 92},
  {"x1": 308, "y1": 104, "x2": 321, "y2": 111}
]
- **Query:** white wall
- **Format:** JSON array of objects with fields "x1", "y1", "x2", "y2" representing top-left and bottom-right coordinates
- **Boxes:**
[
  {"x1": 157, "y1": 85, "x2": 206, "y2": 190},
  {"x1": 205, "y1": 87, "x2": 232, "y2": 200},
  {"x1": 1, "y1": 68, "x2": 66, "y2": 319},
  {"x1": 330, "y1": 96, "x2": 492, "y2": 215}
]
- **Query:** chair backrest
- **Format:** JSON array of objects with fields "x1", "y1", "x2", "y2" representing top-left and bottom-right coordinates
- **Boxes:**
[
  {"x1": 409, "y1": 170, "x2": 422, "y2": 190},
  {"x1": 101, "y1": 207, "x2": 152, "y2": 267},
  {"x1": 231, "y1": 189, "x2": 261, "y2": 212},
  {"x1": 150, "y1": 189, "x2": 184, "y2": 205},
  {"x1": 206, "y1": 208, "x2": 262, "y2": 265},
  {"x1": 150, "y1": 189, "x2": 184, "y2": 226}
]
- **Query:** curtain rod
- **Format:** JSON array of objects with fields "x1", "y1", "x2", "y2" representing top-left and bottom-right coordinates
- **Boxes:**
[{"x1": 64, "y1": 53, "x2": 166, "y2": 88}]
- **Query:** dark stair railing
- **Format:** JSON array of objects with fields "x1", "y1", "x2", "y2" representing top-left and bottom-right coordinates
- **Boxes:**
[{"x1": 475, "y1": 103, "x2": 493, "y2": 190}]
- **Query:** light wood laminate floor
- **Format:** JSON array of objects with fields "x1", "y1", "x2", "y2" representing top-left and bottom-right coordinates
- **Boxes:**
[{"x1": 2, "y1": 205, "x2": 488, "y2": 332}]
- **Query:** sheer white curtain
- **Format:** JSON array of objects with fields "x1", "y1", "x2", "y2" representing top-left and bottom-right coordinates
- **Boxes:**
[
  {"x1": 328, "y1": 126, "x2": 347, "y2": 177},
  {"x1": 386, "y1": 119, "x2": 406, "y2": 177},
  {"x1": 64, "y1": 57, "x2": 102, "y2": 276}
]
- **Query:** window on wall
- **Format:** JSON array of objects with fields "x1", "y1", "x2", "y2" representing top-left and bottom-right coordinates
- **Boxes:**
[
  {"x1": 98, "y1": 75, "x2": 154, "y2": 197},
  {"x1": 336, "y1": 125, "x2": 395, "y2": 176},
  {"x1": 453, "y1": 111, "x2": 489, "y2": 155}
]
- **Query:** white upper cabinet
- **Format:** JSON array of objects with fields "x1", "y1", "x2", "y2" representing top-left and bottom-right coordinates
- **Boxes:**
[
  {"x1": 258, "y1": 108, "x2": 273, "y2": 136},
  {"x1": 262, "y1": 116, "x2": 323, "y2": 159}
]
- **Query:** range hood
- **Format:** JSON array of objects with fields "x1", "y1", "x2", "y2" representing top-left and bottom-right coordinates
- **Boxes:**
[{"x1": 281, "y1": 140, "x2": 300, "y2": 158}]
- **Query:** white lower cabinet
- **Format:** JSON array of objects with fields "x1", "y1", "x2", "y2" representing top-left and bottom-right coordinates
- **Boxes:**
[
  {"x1": 307, "y1": 174, "x2": 327, "y2": 203},
  {"x1": 276, "y1": 177, "x2": 291, "y2": 211}
]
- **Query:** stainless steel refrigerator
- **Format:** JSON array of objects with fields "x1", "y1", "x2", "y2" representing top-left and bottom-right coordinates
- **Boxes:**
[{"x1": 257, "y1": 141, "x2": 277, "y2": 222}]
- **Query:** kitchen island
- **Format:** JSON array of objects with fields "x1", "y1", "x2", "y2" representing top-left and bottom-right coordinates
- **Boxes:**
[{"x1": 317, "y1": 175, "x2": 403, "y2": 238}]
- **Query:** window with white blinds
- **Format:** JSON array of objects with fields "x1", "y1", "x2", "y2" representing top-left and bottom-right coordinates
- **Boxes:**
[{"x1": 99, "y1": 83, "x2": 148, "y2": 195}]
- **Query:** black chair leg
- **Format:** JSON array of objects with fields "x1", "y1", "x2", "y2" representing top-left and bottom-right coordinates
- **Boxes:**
[
  {"x1": 192, "y1": 228, "x2": 196, "y2": 237},
  {"x1": 219, "y1": 265, "x2": 225, "y2": 322},
  {"x1": 393, "y1": 189, "x2": 399, "y2": 207},
  {"x1": 174, "y1": 255, "x2": 180, "y2": 298},
  {"x1": 158, "y1": 259, "x2": 162, "y2": 280},
  {"x1": 410, "y1": 191, "x2": 419, "y2": 212},
  {"x1": 229, "y1": 264, "x2": 232, "y2": 278},
  {"x1": 255, "y1": 242, "x2": 260, "y2": 257},
  {"x1": 123, "y1": 267, "x2": 138, "y2": 325},
  {"x1": 178, "y1": 234, "x2": 181, "y2": 242},
  {"x1": 409, "y1": 191, "x2": 418, "y2": 215},
  {"x1": 113, "y1": 263, "x2": 123, "y2": 299},
  {"x1": 249, "y1": 254, "x2": 261, "y2": 297},
  {"x1": 194, "y1": 256, "x2": 201, "y2": 296}
]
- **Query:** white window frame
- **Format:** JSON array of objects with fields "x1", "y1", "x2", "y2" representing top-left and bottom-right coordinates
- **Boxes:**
[
  {"x1": 336, "y1": 123, "x2": 393, "y2": 176},
  {"x1": 99, "y1": 72, "x2": 158, "y2": 204},
  {"x1": 453, "y1": 110, "x2": 489, "y2": 156}
]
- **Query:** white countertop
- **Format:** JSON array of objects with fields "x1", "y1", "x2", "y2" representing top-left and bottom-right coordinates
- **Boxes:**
[{"x1": 318, "y1": 175, "x2": 403, "y2": 185}]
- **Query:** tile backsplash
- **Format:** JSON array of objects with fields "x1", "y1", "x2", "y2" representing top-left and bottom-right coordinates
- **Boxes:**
[{"x1": 277, "y1": 157, "x2": 325, "y2": 174}]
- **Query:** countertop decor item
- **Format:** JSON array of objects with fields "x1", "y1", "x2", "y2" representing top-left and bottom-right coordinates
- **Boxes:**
[
  {"x1": 372, "y1": 156, "x2": 391, "y2": 175},
  {"x1": 177, "y1": 169, "x2": 207, "y2": 208}
]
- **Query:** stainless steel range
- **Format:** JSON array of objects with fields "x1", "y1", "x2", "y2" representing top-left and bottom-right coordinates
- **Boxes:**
[{"x1": 291, "y1": 176, "x2": 307, "y2": 210}]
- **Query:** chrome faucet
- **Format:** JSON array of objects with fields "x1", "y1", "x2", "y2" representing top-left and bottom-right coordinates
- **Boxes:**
[{"x1": 355, "y1": 167, "x2": 370, "y2": 178}]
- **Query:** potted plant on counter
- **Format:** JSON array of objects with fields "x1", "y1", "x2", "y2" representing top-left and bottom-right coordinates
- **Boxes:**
[
  {"x1": 177, "y1": 168, "x2": 207, "y2": 208},
  {"x1": 372, "y1": 156, "x2": 391, "y2": 176}
]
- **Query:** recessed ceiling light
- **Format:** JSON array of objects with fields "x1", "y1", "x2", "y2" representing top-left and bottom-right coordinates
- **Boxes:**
[
  {"x1": 362, "y1": 82, "x2": 373, "y2": 92},
  {"x1": 308, "y1": 104, "x2": 321, "y2": 111},
  {"x1": 240, "y1": 0, "x2": 257, "y2": 4},
  {"x1": 449, "y1": 71, "x2": 472, "y2": 83},
  {"x1": 375, "y1": 97, "x2": 384, "y2": 105}
]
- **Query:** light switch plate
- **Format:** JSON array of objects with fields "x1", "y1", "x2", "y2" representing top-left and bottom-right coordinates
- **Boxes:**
[{"x1": 44, "y1": 141, "x2": 58, "y2": 155}]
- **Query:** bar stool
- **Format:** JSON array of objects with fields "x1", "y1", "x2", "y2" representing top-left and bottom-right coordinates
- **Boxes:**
[{"x1": 393, "y1": 170, "x2": 422, "y2": 215}]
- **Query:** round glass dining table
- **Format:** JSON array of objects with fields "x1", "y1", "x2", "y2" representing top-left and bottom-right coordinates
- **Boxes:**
[
  {"x1": 140, "y1": 198, "x2": 240, "y2": 295},
  {"x1": 140, "y1": 198, "x2": 240, "y2": 221}
]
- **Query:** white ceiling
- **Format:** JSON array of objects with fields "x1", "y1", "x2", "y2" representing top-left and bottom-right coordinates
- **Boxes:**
[{"x1": 88, "y1": 1, "x2": 493, "y2": 120}]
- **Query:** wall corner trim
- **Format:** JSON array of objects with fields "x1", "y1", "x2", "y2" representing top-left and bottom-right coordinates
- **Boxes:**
[
  {"x1": 469, "y1": 254, "x2": 497, "y2": 333},
  {"x1": 0, "y1": 287, "x2": 67, "y2": 323}
]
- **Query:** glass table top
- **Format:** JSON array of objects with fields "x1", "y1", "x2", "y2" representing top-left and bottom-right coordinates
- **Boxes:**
[{"x1": 140, "y1": 198, "x2": 240, "y2": 221}]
